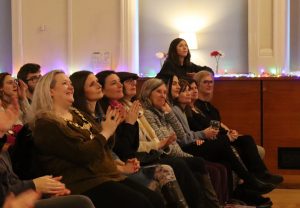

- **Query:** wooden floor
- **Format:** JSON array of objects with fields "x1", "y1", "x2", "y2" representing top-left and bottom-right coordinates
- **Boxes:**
[
  {"x1": 264, "y1": 175, "x2": 300, "y2": 207},
  {"x1": 265, "y1": 188, "x2": 300, "y2": 208}
]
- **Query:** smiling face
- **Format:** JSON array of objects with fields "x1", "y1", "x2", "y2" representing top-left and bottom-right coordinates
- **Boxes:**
[
  {"x1": 0, "y1": 75, "x2": 18, "y2": 98},
  {"x1": 84, "y1": 74, "x2": 103, "y2": 102},
  {"x1": 150, "y1": 84, "x2": 167, "y2": 110},
  {"x1": 102, "y1": 74, "x2": 123, "y2": 100},
  {"x1": 176, "y1": 40, "x2": 189, "y2": 59},
  {"x1": 50, "y1": 73, "x2": 74, "y2": 109},
  {"x1": 177, "y1": 85, "x2": 191, "y2": 105},
  {"x1": 171, "y1": 75, "x2": 181, "y2": 99}
]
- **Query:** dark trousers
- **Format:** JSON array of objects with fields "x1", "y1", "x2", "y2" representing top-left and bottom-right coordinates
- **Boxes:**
[
  {"x1": 205, "y1": 161, "x2": 229, "y2": 205},
  {"x1": 35, "y1": 195, "x2": 95, "y2": 208},
  {"x1": 182, "y1": 137, "x2": 256, "y2": 184},
  {"x1": 82, "y1": 178, "x2": 164, "y2": 208},
  {"x1": 232, "y1": 135, "x2": 267, "y2": 175},
  {"x1": 160, "y1": 156, "x2": 205, "y2": 208}
]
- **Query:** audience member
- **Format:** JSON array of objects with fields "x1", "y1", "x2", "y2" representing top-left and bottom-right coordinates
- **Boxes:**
[{"x1": 17, "y1": 63, "x2": 41, "y2": 103}]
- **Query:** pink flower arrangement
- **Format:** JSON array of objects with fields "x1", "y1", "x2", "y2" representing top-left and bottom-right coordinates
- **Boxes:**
[
  {"x1": 210, "y1": 50, "x2": 223, "y2": 74},
  {"x1": 155, "y1": 52, "x2": 168, "y2": 67}
]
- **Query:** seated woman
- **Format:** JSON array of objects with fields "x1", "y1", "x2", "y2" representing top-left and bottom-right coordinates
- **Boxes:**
[
  {"x1": 0, "y1": 97, "x2": 95, "y2": 208},
  {"x1": 0, "y1": 73, "x2": 30, "y2": 146},
  {"x1": 30, "y1": 70, "x2": 164, "y2": 208},
  {"x1": 70, "y1": 70, "x2": 187, "y2": 207}
]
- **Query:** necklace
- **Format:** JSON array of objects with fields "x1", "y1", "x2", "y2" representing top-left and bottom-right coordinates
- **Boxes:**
[{"x1": 64, "y1": 109, "x2": 94, "y2": 140}]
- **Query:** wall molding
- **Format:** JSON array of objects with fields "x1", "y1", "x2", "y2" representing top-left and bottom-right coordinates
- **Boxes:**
[{"x1": 248, "y1": 0, "x2": 289, "y2": 74}]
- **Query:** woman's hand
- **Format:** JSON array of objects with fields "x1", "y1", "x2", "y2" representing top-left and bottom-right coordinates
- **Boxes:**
[
  {"x1": 33, "y1": 175, "x2": 68, "y2": 195},
  {"x1": 227, "y1": 129, "x2": 239, "y2": 142},
  {"x1": 203, "y1": 127, "x2": 219, "y2": 140},
  {"x1": 3, "y1": 190, "x2": 41, "y2": 208},
  {"x1": 101, "y1": 106, "x2": 121, "y2": 140},
  {"x1": 17, "y1": 79, "x2": 28, "y2": 101},
  {"x1": 117, "y1": 158, "x2": 140, "y2": 174},
  {"x1": 195, "y1": 139, "x2": 205, "y2": 146},
  {"x1": 125, "y1": 101, "x2": 141, "y2": 125},
  {"x1": 161, "y1": 101, "x2": 172, "y2": 113},
  {"x1": 158, "y1": 133, "x2": 176, "y2": 149}
]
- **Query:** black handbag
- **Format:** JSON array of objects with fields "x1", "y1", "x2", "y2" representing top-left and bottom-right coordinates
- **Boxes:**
[{"x1": 136, "y1": 150, "x2": 162, "y2": 166}]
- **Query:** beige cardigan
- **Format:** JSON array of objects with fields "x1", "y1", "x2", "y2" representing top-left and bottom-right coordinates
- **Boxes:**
[{"x1": 121, "y1": 100, "x2": 160, "y2": 153}]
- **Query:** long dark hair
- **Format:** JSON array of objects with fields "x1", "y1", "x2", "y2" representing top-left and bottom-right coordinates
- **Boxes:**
[
  {"x1": 70, "y1": 71, "x2": 104, "y2": 121},
  {"x1": 166, "y1": 38, "x2": 191, "y2": 66},
  {"x1": 70, "y1": 71, "x2": 92, "y2": 114}
]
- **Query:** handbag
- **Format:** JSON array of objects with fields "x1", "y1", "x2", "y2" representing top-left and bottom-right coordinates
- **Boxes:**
[{"x1": 136, "y1": 150, "x2": 162, "y2": 166}]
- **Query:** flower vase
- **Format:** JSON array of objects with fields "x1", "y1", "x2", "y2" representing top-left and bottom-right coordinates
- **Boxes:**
[{"x1": 215, "y1": 62, "x2": 219, "y2": 75}]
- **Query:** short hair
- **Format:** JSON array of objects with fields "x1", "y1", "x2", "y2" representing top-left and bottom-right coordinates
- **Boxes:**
[
  {"x1": 193, "y1": 70, "x2": 214, "y2": 85},
  {"x1": 69, "y1": 71, "x2": 93, "y2": 115},
  {"x1": 29, "y1": 70, "x2": 64, "y2": 127},
  {"x1": 17, "y1": 63, "x2": 41, "y2": 82},
  {"x1": 139, "y1": 78, "x2": 166, "y2": 109}
]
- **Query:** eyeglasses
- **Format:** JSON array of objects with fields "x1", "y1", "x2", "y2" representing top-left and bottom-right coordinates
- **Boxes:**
[
  {"x1": 202, "y1": 80, "x2": 214, "y2": 85},
  {"x1": 26, "y1": 75, "x2": 42, "y2": 82}
]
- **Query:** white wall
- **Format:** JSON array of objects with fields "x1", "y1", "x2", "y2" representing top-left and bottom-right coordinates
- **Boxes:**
[
  {"x1": 12, "y1": 0, "x2": 120, "y2": 75},
  {"x1": 139, "y1": 0, "x2": 248, "y2": 76},
  {"x1": 0, "y1": 0, "x2": 12, "y2": 73}
]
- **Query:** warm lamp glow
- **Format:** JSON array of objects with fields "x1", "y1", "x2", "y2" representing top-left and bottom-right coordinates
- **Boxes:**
[{"x1": 179, "y1": 33, "x2": 198, "y2": 50}]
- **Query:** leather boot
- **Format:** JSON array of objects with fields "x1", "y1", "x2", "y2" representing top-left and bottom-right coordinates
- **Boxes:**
[
  {"x1": 161, "y1": 181, "x2": 189, "y2": 208},
  {"x1": 199, "y1": 174, "x2": 221, "y2": 208}
]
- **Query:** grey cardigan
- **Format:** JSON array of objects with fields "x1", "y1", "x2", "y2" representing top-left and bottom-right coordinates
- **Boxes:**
[
  {"x1": 143, "y1": 106, "x2": 192, "y2": 158},
  {"x1": 172, "y1": 105, "x2": 205, "y2": 146}
]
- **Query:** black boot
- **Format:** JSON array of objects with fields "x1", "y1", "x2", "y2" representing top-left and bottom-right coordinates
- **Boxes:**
[
  {"x1": 161, "y1": 181, "x2": 189, "y2": 208},
  {"x1": 199, "y1": 174, "x2": 221, "y2": 208},
  {"x1": 256, "y1": 171, "x2": 284, "y2": 186}
]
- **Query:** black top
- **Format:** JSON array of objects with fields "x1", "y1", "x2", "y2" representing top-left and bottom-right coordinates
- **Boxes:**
[
  {"x1": 189, "y1": 99, "x2": 228, "y2": 136},
  {"x1": 157, "y1": 59, "x2": 214, "y2": 79}
]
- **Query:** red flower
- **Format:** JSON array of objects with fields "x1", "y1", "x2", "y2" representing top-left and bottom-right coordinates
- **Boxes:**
[{"x1": 210, "y1": 50, "x2": 222, "y2": 57}]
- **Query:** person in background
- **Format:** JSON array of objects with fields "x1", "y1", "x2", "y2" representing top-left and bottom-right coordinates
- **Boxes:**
[
  {"x1": 17, "y1": 63, "x2": 41, "y2": 104},
  {"x1": 30, "y1": 70, "x2": 164, "y2": 208},
  {"x1": 157, "y1": 38, "x2": 213, "y2": 79}
]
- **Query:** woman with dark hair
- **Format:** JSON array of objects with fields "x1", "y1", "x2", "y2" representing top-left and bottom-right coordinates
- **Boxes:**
[
  {"x1": 157, "y1": 38, "x2": 213, "y2": 79},
  {"x1": 30, "y1": 70, "x2": 164, "y2": 208}
]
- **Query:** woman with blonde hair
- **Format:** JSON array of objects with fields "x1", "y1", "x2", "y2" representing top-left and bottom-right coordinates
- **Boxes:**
[{"x1": 30, "y1": 70, "x2": 164, "y2": 208}]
